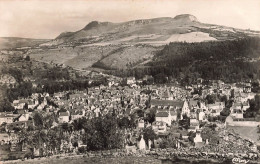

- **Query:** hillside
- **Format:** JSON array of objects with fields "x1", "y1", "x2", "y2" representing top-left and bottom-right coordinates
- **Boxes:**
[
  {"x1": 0, "y1": 37, "x2": 49, "y2": 50},
  {"x1": 130, "y1": 37, "x2": 260, "y2": 84},
  {"x1": 43, "y1": 14, "x2": 259, "y2": 46},
  {"x1": 28, "y1": 14, "x2": 260, "y2": 71}
]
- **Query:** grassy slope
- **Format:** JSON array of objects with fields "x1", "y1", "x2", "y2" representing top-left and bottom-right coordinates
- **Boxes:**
[
  {"x1": 29, "y1": 46, "x2": 120, "y2": 70},
  {"x1": 96, "y1": 45, "x2": 160, "y2": 70}
]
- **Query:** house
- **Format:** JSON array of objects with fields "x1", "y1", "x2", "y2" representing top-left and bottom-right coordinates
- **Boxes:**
[
  {"x1": 230, "y1": 103, "x2": 243, "y2": 119},
  {"x1": 0, "y1": 132, "x2": 18, "y2": 144},
  {"x1": 243, "y1": 83, "x2": 251, "y2": 93},
  {"x1": 137, "y1": 119, "x2": 145, "y2": 129},
  {"x1": 127, "y1": 77, "x2": 136, "y2": 85},
  {"x1": 169, "y1": 108, "x2": 179, "y2": 122},
  {"x1": 212, "y1": 80, "x2": 224, "y2": 89},
  {"x1": 188, "y1": 100, "x2": 199, "y2": 112},
  {"x1": 71, "y1": 110, "x2": 85, "y2": 120},
  {"x1": 161, "y1": 90, "x2": 173, "y2": 100},
  {"x1": 181, "y1": 101, "x2": 190, "y2": 117},
  {"x1": 188, "y1": 100, "x2": 199, "y2": 119},
  {"x1": 150, "y1": 99, "x2": 189, "y2": 117},
  {"x1": 0, "y1": 133, "x2": 11, "y2": 144},
  {"x1": 17, "y1": 113, "x2": 30, "y2": 122},
  {"x1": 242, "y1": 101, "x2": 250, "y2": 111},
  {"x1": 37, "y1": 103, "x2": 45, "y2": 110},
  {"x1": 0, "y1": 74, "x2": 16, "y2": 85},
  {"x1": 58, "y1": 111, "x2": 70, "y2": 123},
  {"x1": 28, "y1": 100, "x2": 37, "y2": 109},
  {"x1": 155, "y1": 111, "x2": 171, "y2": 126},
  {"x1": 243, "y1": 86, "x2": 251, "y2": 93},
  {"x1": 207, "y1": 101, "x2": 225, "y2": 116},
  {"x1": 138, "y1": 135, "x2": 146, "y2": 150},
  {"x1": 6, "y1": 120, "x2": 33, "y2": 131},
  {"x1": 108, "y1": 80, "x2": 115, "y2": 87},
  {"x1": 152, "y1": 121, "x2": 167, "y2": 134},
  {"x1": 0, "y1": 113, "x2": 17, "y2": 125},
  {"x1": 188, "y1": 119, "x2": 200, "y2": 132},
  {"x1": 199, "y1": 102, "x2": 208, "y2": 111},
  {"x1": 198, "y1": 111, "x2": 206, "y2": 121},
  {"x1": 13, "y1": 100, "x2": 26, "y2": 110},
  {"x1": 194, "y1": 131, "x2": 203, "y2": 148}
]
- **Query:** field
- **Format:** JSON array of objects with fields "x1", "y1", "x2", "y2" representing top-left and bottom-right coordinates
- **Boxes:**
[
  {"x1": 227, "y1": 126, "x2": 259, "y2": 143},
  {"x1": 140, "y1": 32, "x2": 217, "y2": 45},
  {"x1": 29, "y1": 44, "x2": 162, "y2": 70},
  {"x1": 96, "y1": 45, "x2": 160, "y2": 70},
  {"x1": 29, "y1": 46, "x2": 119, "y2": 70}
]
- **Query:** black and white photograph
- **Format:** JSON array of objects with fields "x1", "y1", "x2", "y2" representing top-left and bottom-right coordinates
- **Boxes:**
[{"x1": 0, "y1": 0, "x2": 260, "y2": 163}]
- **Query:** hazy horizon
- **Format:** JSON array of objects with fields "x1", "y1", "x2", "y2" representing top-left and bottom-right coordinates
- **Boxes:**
[{"x1": 1, "y1": 0, "x2": 260, "y2": 39}]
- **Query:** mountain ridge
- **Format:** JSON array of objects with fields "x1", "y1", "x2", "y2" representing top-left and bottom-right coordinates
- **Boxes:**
[
  {"x1": 48, "y1": 14, "x2": 260, "y2": 47},
  {"x1": 27, "y1": 14, "x2": 260, "y2": 72},
  {"x1": 52, "y1": 14, "x2": 203, "y2": 44}
]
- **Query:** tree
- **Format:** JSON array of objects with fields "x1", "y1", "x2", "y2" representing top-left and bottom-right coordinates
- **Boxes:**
[
  {"x1": 159, "y1": 131, "x2": 179, "y2": 149},
  {"x1": 136, "y1": 109, "x2": 144, "y2": 118},
  {"x1": 206, "y1": 95, "x2": 216, "y2": 104},
  {"x1": 44, "y1": 114, "x2": 55, "y2": 129},
  {"x1": 252, "y1": 81, "x2": 260, "y2": 93},
  {"x1": 129, "y1": 114, "x2": 137, "y2": 129},
  {"x1": 188, "y1": 131, "x2": 196, "y2": 142},
  {"x1": 179, "y1": 114, "x2": 190, "y2": 130},
  {"x1": 143, "y1": 127, "x2": 157, "y2": 146},
  {"x1": 220, "y1": 95, "x2": 228, "y2": 103},
  {"x1": 255, "y1": 94, "x2": 260, "y2": 111},
  {"x1": 118, "y1": 117, "x2": 130, "y2": 129},
  {"x1": 201, "y1": 127, "x2": 219, "y2": 145},
  {"x1": 33, "y1": 112, "x2": 44, "y2": 129},
  {"x1": 244, "y1": 99, "x2": 258, "y2": 118},
  {"x1": 82, "y1": 114, "x2": 124, "y2": 151},
  {"x1": 144, "y1": 108, "x2": 156, "y2": 124},
  {"x1": 0, "y1": 99, "x2": 15, "y2": 112},
  {"x1": 220, "y1": 108, "x2": 231, "y2": 117},
  {"x1": 231, "y1": 89, "x2": 235, "y2": 98},
  {"x1": 46, "y1": 127, "x2": 62, "y2": 154},
  {"x1": 154, "y1": 73, "x2": 168, "y2": 84},
  {"x1": 73, "y1": 142, "x2": 78, "y2": 148},
  {"x1": 72, "y1": 118, "x2": 87, "y2": 131},
  {"x1": 226, "y1": 100, "x2": 234, "y2": 108}
]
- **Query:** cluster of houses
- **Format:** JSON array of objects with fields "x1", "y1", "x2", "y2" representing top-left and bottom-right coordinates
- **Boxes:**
[
  {"x1": 0, "y1": 74, "x2": 16, "y2": 87},
  {"x1": 0, "y1": 76, "x2": 259, "y2": 157}
]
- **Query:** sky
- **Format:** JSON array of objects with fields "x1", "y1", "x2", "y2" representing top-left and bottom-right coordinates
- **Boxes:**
[{"x1": 0, "y1": 0, "x2": 260, "y2": 39}]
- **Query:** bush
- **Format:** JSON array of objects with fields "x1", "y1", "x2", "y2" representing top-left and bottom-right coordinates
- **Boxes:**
[{"x1": 78, "y1": 147, "x2": 86, "y2": 154}]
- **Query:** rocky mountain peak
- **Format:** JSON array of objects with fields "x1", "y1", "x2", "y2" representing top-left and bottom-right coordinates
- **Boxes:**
[
  {"x1": 173, "y1": 14, "x2": 199, "y2": 22},
  {"x1": 83, "y1": 21, "x2": 112, "y2": 30}
]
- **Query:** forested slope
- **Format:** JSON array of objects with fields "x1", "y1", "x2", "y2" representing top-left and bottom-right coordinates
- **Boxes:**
[{"x1": 110, "y1": 37, "x2": 260, "y2": 84}]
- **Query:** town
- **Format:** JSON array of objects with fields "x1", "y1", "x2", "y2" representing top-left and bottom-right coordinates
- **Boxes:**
[
  {"x1": 1, "y1": 68, "x2": 260, "y2": 162},
  {"x1": 1, "y1": 3, "x2": 260, "y2": 163}
]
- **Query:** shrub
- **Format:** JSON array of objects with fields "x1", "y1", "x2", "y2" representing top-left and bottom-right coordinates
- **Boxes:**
[{"x1": 78, "y1": 147, "x2": 86, "y2": 154}]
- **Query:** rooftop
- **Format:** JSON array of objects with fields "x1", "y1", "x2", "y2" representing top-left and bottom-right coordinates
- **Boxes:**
[
  {"x1": 151, "y1": 99, "x2": 184, "y2": 107},
  {"x1": 156, "y1": 111, "x2": 169, "y2": 117}
]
